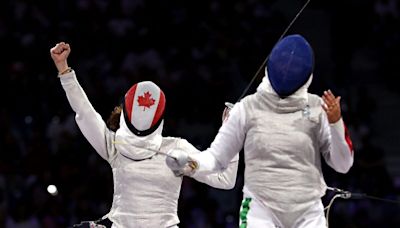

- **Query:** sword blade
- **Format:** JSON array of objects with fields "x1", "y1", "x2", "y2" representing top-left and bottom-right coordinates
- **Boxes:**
[{"x1": 112, "y1": 140, "x2": 177, "y2": 159}]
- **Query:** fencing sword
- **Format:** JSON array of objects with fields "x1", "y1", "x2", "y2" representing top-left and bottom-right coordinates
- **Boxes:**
[
  {"x1": 225, "y1": 0, "x2": 312, "y2": 111},
  {"x1": 112, "y1": 140, "x2": 197, "y2": 174},
  {"x1": 112, "y1": 140, "x2": 177, "y2": 160}
]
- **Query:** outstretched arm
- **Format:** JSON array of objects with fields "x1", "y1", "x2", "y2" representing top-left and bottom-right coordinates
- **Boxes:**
[
  {"x1": 167, "y1": 102, "x2": 246, "y2": 177},
  {"x1": 176, "y1": 139, "x2": 239, "y2": 190},
  {"x1": 50, "y1": 42, "x2": 71, "y2": 74},
  {"x1": 191, "y1": 156, "x2": 239, "y2": 190},
  {"x1": 320, "y1": 90, "x2": 354, "y2": 173},
  {"x1": 50, "y1": 42, "x2": 113, "y2": 161}
]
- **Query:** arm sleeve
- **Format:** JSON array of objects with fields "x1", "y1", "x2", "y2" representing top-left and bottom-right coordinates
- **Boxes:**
[
  {"x1": 190, "y1": 102, "x2": 246, "y2": 175},
  {"x1": 320, "y1": 113, "x2": 354, "y2": 173},
  {"x1": 180, "y1": 139, "x2": 239, "y2": 189},
  {"x1": 192, "y1": 154, "x2": 239, "y2": 190},
  {"x1": 59, "y1": 71, "x2": 114, "y2": 161}
]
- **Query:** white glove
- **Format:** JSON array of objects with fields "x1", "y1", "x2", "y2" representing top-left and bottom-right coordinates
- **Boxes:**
[{"x1": 165, "y1": 149, "x2": 198, "y2": 177}]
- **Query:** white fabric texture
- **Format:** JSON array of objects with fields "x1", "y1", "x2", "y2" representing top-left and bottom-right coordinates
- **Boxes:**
[{"x1": 241, "y1": 188, "x2": 327, "y2": 228}]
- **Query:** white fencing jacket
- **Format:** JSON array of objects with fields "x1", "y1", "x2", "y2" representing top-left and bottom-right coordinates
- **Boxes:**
[
  {"x1": 59, "y1": 71, "x2": 239, "y2": 228},
  {"x1": 191, "y1": 74, "x2": 354, "y2": 214}
]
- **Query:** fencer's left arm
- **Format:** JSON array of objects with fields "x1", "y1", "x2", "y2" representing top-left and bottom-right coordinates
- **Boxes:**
[
  {"x1": 320, "y1": 90, "x2": 354, "y2": 173},
  {"x1": 320, "y1": 115, "x2": 354, "y2": 173}
]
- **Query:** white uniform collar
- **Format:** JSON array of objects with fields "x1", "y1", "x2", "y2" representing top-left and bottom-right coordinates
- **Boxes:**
[
  {"x1": 255, "y1": 68, "x2": 313, "y2": 113},
  {"x1": 257, "y1": 67, "x2": 312, "y2": 100},
  {"x1": 114, "y1": 110, "x2": 163, "y2": 160}
]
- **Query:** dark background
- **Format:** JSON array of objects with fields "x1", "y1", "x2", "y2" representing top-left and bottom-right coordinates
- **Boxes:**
[{"x1": 1, "y1": 0, "x2": 400, "y2": 227}]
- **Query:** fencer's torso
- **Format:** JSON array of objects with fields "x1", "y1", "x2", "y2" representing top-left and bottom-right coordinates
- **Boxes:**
[
  {"x1": 58, "y1": 72, "x2": 236, "y2": 228},
  {"x1": 241, "y1": 90, "x2": 327, "y2": 213},
  {"x1": 105, "y1": 134, "x2": 185, "y2": 228},
  {"x1": 105, "y1": 134, "x2": 188, "y2": 227}
]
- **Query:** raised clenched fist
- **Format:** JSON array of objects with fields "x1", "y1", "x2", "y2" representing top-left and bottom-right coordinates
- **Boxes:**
[{"x1": 50, "y1": 42, "x2": 71, "y2": 74}]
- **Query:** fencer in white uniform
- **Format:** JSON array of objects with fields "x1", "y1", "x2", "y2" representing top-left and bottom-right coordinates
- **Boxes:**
[
  {"x1": 167, "y1": 34, "x2": 354, "y2": 228},
  {"x1": 50, "y1": 42, "x2": 239, "y2": 228}
]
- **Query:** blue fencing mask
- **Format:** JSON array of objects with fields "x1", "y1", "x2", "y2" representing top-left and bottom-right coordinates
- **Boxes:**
[{"x1": 266, "y1": 34, "x2": 314, "y2": 98}]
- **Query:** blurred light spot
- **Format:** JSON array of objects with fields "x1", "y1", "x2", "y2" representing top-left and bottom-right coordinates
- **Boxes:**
[
  {"x1": 24, "y1": 115, "x2": 33, "y2": 124},
  {"x1": 47, "y1": 185, "x2": 58, "y2": 196},
  {"x1": 225, "y1": 214, "x2": 234, "y2": 223}
]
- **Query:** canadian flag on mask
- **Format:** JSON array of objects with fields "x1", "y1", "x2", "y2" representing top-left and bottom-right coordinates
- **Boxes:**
[{"x1": 123, "y1": 81, "x2": 165, "y2": 136}]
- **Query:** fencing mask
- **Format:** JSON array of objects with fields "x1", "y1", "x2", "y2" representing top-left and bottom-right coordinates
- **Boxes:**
[
  {"x1": 266, "y1": 34, "x2": 314, "y2": 98},
  {"x1": 122, "y1": 81, "x2": 166, "y2": 136}
]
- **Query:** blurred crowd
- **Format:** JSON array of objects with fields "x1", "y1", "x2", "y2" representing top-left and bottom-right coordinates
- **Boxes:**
[{"x1": 1, "y1": 0, "x2": 400, "y2": 227}]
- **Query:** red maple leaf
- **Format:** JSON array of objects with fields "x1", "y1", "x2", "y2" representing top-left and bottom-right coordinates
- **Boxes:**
[{"x1": 137, "y1": 91, "x2": 156, "y2": 110}]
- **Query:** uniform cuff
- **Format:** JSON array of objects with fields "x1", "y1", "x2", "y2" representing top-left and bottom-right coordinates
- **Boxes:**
[{"x1": 330, "y1": 118, "x2": 345, "y2": 138}]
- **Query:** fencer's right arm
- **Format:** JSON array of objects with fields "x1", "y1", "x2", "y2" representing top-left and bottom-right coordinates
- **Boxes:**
[
  {"x1": 51, "y1": 42, "x2": 111, "y2": 161},
  {"x1": 191, "y1": 153, "x2": 239, "y2": 189},
  {"x1": 167, "y1": 139, "x2": 239, "y2": 189},
  {"x1": 58, "y1": 72, "x2": 110, "y2": 160},
  {"x1": 166, "y1": 103, "x2": 246, "y2": 176}
]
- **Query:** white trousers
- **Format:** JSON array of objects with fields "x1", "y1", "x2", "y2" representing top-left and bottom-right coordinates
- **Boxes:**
[{"x1": 239, "y1": 196, "x2": 327, "y2": 228}]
